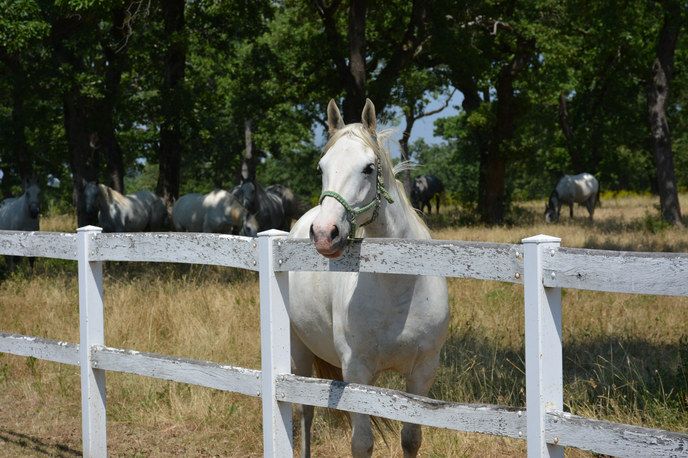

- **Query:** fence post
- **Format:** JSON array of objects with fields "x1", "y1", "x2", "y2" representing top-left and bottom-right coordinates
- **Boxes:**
[
  {"x1": 258, "y1": 229, "x2": 293, "y2": 458},
  {"x1": 77, "y1": 225, "x2": 106, "y2": 458},
  {"x1": 522, "y1": 234, "x2": 563, "y2": 458}
]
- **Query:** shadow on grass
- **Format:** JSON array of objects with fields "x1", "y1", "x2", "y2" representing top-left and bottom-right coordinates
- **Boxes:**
[
  {"x1": 430, "y1": 329, "x2": 688, "y2": 427},
  {"x1": 0, "y1": 429, "x2": 80, "y2": 457}
]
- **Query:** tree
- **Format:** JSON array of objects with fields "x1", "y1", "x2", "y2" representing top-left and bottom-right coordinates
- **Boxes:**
[
  {"x1": 156, "y1": 0, "x2": 186, "y2": 214},
  {"x1": 647, "y1": 0, "x2": 684, "y2": 226}
]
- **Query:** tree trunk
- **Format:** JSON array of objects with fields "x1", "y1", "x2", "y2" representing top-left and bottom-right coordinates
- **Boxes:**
[
  {"x1": 342, "y1": 0, "x2": 367, "y2": 123},
  {"x1": 9, "y1": 57, "x2": 36, "y2": 191},
  {"x1": 238, "y1": 119, "x2": 260, "y2": 183},
  {"x1": 481, "y1": 40, "x2": 533, "y2": 225},
  {"x1": 54, "y1": 41, "x2": 100, "y2": 227},
  {"x1": 94, "y1": 7, "x2": 127, "y2": 194},
  {"x1": 314, "y1": 0, "x2": 428, "y2": 122},
  {"x1": 558, "y1": 93, "x2": 585, "y2": 175},
  {"x1": 399, "y1": 107, "x2": 416, "y2": 195},
  {"x1": 647, "y1": 2, "x2": 683, "y2": 227},
  {"x1": 157, "y1": 0, "x2": 186, "y2": 214}
]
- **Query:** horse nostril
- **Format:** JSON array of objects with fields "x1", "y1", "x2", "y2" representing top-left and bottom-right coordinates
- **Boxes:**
[
  {"x1": 309, "y1": 224, "x2": 316, "y2": 241},
  {"x1": 330, "y1": 225, "x2": 339, "y2": 241}
]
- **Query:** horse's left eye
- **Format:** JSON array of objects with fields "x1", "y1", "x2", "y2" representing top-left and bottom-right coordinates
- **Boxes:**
[
  {"x1": 316, "y1": 165, "x2": 322, "y2": 174},
  {"x1": 363, "y1": 164, "x2": 375, "y2": 175}
]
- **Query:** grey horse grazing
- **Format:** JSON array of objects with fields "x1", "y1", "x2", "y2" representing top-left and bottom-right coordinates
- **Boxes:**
[
  {"x1": 545, "y1": 173, "x2": 599, "y2": 222},
  {"x1": 410, "y1": 174, "x2": 445, "y2": 215},
  {"x1": 83, "y1": 181, "x2": 166, "y2": 232},
  {"x1": 0, "y1": 182, "x2": 40, "y2": 271},
  {"x1": 171, "y1": 189, "x2": 258, "y2": 236}
]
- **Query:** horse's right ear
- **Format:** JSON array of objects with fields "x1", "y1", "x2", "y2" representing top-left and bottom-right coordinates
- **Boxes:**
[
  {"x1": 327, "y1": 99, "x2": 344, "y2": 135},
  {"x1": 80, "y1": 177, "x2": 87, "y2": 189},
  {"x1": 361, "y1": 99, "x2": 377, "y2": 136}
]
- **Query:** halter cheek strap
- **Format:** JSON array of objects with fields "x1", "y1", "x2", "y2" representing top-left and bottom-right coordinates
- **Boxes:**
[{"x1": 318, "y1": 160, "x2": 394, "y2": 245}]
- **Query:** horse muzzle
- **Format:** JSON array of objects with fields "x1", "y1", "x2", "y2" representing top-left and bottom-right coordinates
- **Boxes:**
[
  {"x1": 29, "y1": 203, "x2": 39, "y2": 219},
  {"x1": 85, "y1": 204, "x2": 97, "y2": 218},
  {"x1": 309, "y1": 220, "x2": 349, "y2": 259}
]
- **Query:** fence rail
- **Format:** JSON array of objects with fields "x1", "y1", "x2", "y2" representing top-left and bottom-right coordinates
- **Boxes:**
[{"x1": 0, "y1": 227, "x2": 687, "y2": 458}]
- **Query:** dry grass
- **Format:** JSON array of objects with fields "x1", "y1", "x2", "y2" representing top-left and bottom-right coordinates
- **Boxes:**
[{"x1": 0, "y1": 193, "x2": 687, "y2": 457}]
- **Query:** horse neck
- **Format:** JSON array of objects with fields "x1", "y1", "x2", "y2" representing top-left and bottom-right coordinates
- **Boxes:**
[
  {"x1": 363, "y1": 166, "x2": 428, "y2": 240},
  {"x1": 98, "y1": 185, "x2": 122, "y2": 217}
]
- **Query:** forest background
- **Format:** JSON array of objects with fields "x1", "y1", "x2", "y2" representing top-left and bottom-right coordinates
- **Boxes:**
[{"x1": 2, "y1": 0, "x2": 688, "y2": 227}]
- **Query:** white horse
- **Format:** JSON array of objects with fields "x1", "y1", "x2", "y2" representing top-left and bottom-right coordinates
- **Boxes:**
[
  {"x1": 545, "y1": 172, "x2": 599, "y2": 222},
  {"x1": 171, "y1": 189, "x2": 259, "y2": 236},
  {"x1": 83, "y1": 181, "x2": 166, "y2": 233},
  {"x1": 289, "y1": 99, "x2": 449, "y2": 458},
  {"x1": 0, "y1": 182, "x2": 40, "y2": 271}
]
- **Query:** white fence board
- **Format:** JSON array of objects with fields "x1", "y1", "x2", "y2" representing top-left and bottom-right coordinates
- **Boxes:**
[
  {"x1": 546, "y1": 411, "x2": 688, "y2": 458},
  {"x1": 0, "y1": 230, "x2": 77, "y2": 260},
  {"x1": 91, "y1": 346, "x2": 262, "y2": 398},
  {"x1": 0, "y1": 332, "x2": 80, "y2": 366},
  {"x1": 543, "y1": 247, "x2": 688, "y2": 296},
  {"x1": 275, "y1": 238, "x2": 524, "y2": 283},
  {"x1": 90, "y1": 232, "x2": 259, "y2": 270},
  {"x1": 276, "y1": 374, "x2": 527, "y2": 439}
]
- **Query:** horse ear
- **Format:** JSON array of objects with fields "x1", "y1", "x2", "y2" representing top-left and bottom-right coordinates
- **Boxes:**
[
  {"x1": 327, "y1": 99, "x2": 344, "y2": 135},
  {"x1": 361, "y1": 98, "x2": 376, "y2": 135}
]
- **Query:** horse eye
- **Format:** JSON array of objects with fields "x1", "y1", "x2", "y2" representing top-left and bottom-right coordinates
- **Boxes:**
[
  {"x1": 316, "y1": 165, "x2": 323, "y2": 174},
  {"x1": 363, "y1": 164, "x2": 375, "y2": 175}
]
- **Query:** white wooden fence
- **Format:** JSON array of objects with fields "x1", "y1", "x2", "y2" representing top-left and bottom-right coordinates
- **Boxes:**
[{"x1": 0, "y1": 225, "x2": 687, "y2": 458}]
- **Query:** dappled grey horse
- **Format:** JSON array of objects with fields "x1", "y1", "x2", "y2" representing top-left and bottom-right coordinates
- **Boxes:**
[
  {"x1": 171, "y1": 189, "x2": 258, "y2": 236},
  {"x1": 545, "y1": 172, "x2": 599, "y2": 222},
  {"x1": 0, "y1": 182, "x2": 40, "y2": 271},
  {"x1": 410, "y1": 174, "x2": 445, "y2": 215},
  {"x1": 83, "y1": 181, "x2": 166, "y2": 232}
]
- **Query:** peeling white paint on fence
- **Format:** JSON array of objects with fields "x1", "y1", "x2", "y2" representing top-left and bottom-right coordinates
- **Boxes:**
[
  {"x1": 543, "y1": 247, "x2": 688, "y2": 296},
  {"x1": 276, "y1": 374, "x2": 528, "y2": 439},
  {"x1": 275, "y1": 238, "x2": 525, "y2": 283},
  {"x1": 0, "y1": 332, "x2": 80, "y2": 366},
  {"x1": 0, "y1": 230, "x2": 77, "y2": 260},
  {"x1": 90, "y1": 232, "x2": 259, "y2": 270},
  {"x1": 91, "y1": 346, "x2": 262, "y2": 397},
  {"x1": 0, "y1": 228, "x2": 687, "y2": 458}
]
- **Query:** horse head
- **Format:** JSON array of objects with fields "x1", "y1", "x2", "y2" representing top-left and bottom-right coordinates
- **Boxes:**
[
  {"x1": 544, "y1": 189, "x2": 560, "y2": 223},
  {"x1": 24, "y1": 182, "x2": 40, "y2": 220},
  {"x1": 238, "y1": 178, "x2": 256, "y2": 212},
  {"x1": 240, "y1": 213, "x2": 259, "y2": 238},
  {"x1": 310, "y1": 98, "x2": 387, "y2": 259},
  {"x1": 83, "y1": 180, "x2": 100, "y2": 219}
]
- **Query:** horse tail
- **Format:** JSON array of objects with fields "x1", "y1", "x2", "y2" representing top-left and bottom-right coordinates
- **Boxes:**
[{"x1": 313, "y1": 356, "x2": 396, "y2": 444}]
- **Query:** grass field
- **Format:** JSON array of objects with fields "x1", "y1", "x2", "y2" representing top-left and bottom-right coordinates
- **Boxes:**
[{"x1": 0, "y1": 193, "x2": 687, "y2": 457}]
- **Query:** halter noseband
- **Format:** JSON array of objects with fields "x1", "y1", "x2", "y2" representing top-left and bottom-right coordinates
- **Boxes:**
[{"x1": 318, "y1": 160, "x2": 394, "y2": 245}]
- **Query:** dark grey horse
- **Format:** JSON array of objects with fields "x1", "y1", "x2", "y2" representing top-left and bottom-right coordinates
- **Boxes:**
[{"x1": 410, "y1": 174, "x2": 445, "y2": 215}]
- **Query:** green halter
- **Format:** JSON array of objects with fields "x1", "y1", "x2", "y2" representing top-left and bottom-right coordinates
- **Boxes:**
[{"x1": 319, "y1": 160, "x2": 395, "y2": 245}]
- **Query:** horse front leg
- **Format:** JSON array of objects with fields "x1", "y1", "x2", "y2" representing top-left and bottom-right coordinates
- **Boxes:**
[
  {"x1": 569, "y1": 202, "x2": 574, "y2": 218},
  {"x1": 342, "y1": 364, "x2": 376, "y2": 458},
  {"x1": 401, "y1": 357, "x2": 440, "y2": 458},
  {"x1": 291, "y1": 334, "x2": 315, "y2": 458}
]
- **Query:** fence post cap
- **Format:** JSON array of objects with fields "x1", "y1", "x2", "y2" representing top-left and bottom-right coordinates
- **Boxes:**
[
  {"x1": 257, "y1": 229, "x2": 290, "y2": 237},
  {"x1": 77, "y1": 225, "x2": 103, "y2": 233},
  {"x1": 522, "y1": 234, "x2": 561, "y2": 244}
]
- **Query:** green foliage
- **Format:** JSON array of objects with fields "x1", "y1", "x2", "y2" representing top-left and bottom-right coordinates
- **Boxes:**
[{"x1": 0, "y1": 0, "x2": 50, "y2": 52}]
